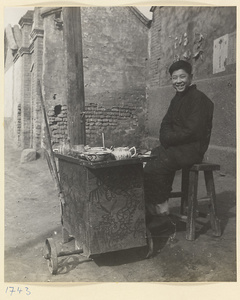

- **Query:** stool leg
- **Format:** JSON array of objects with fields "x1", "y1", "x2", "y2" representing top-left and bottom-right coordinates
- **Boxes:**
[
  {"x1": 204, "y1": 171, "x2": 221, "y2": 237},
  {"x1": 181, "y1": 168, "x2": 189, "y2": 215},
  {"x1": 186, "y1": 171, "x2": 198, "y2": 241}
]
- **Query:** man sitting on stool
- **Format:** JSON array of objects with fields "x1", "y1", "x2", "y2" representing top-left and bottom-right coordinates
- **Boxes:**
[{"x1": 144, "y1": 60, "x2": 214, "y2": 224}]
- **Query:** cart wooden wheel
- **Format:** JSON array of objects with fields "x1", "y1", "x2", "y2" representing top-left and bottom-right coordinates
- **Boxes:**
[
  {"x1": 146, "y1": 228, "x2": 153, "y2": 259},
  {"x1": 44, "y1": 238, "x2": 58, "y2": 275}
]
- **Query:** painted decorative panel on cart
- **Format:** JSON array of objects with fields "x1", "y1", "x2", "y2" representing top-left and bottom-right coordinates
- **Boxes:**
[
  {"x1": 59, "y1": 160, "x2": 89, "y2": 252},
  {"x1": 58, "y1": 158, "x2": 147, "y2": 257}
]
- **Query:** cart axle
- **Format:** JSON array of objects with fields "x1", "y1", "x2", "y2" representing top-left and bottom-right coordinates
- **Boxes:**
[{"x1": 57, "y1": 249, "x2": 83, "y2": 258}]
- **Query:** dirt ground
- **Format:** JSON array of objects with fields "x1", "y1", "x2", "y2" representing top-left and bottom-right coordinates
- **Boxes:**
[{"x1": 4, "y1": 138, "x2": 237, "y2": 282}]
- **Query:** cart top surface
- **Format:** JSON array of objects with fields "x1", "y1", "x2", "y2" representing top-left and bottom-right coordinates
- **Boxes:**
[{"x1": 55, "y1": 153, "x2": 156, "y2": 169}]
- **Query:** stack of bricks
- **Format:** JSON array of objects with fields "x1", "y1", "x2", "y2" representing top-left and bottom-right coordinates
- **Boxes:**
[
  {"x1": 85, "y1": 103, "x2": 138, "y2": 144},
  {"x1": 47, "y1": 104, "x2": 68, "y2": 145},
  {"x1": 17, "y1": 104, "x2": 21, "y2": 146}
]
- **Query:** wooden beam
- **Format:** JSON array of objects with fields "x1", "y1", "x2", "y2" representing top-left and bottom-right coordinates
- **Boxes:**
[{"x1": 62, "y1": 7, "x2": 86, "y2": 145}]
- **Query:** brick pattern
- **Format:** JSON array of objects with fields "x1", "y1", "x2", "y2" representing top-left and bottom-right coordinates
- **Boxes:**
[
  {"x1": 18, "y1": 21, "x2": 33, "y2": 149},
  {"x1": 85, "y1": 103, "x2": 138, "y2": 145},
  {"x1": 9, "y1": 7, "x2": 149, "y2": 151},
  {"x1": 148, "y1": 8, "x2": 163, "y2": 88},
  {"x1": 17, "y1": 104, "x2": 21, "y2": 146},
  {"x1": 20, "y1": 20, "x2": 33, "y2": 47},
  {"x1": 81, "y1": 7, "x2": 148, "y2": 104},
  {"x1": 149, "y1": 7, "x2": 237, "y2": 89},
  {"x1": 48, "y1": 104, "x2": 68, "y2": 145},
  {"x1": 20, "y1": 53, "x2": 32, "y2": 148},
  {"x1": 45, "y1": 102, "x2": 142, "y2": 147},
  {"x1": 147, "y1": 6, "x2": 236, "y2": 175},
  {"x1": 12, "y1": 58, "x2": 22, "y2": 146},
  {"x1": 31, "y1": 36, "x2": 43, "y2": 149}
]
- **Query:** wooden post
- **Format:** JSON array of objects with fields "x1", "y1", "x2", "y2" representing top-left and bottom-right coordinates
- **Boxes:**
[
  {"x1": 181, "y1": 168, "x2": 190, "y2": 215},
  {"x1": 62, "y1": 7, "x2": 86, "y2": 145},
  {"x1": 204, "y1": 170, "x2": 221, "y2": 237},
  {"x1": 186, "y1": 170, "x2": 198, "y2": 241}
]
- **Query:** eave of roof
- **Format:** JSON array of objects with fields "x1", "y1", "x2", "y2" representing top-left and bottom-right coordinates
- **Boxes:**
[
  {"x1": 129, "y1": 7, "x2": 152, "y2": 28},
  {"x1": 150, "y1": 6, "x2": 163, "y2": 12},
  {"x1": 19, "y1": 10, "x2": 34, "y2": 27}
]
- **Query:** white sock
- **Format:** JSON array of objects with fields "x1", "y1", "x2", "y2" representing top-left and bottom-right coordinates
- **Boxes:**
[{"x1": 155, "y1": 200, "x2": 169, "y2": 215}]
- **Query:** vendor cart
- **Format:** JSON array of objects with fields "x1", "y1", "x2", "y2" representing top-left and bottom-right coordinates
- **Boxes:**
[{"x1": 44, "y1": 153, "x2": 155, "y2": 275}]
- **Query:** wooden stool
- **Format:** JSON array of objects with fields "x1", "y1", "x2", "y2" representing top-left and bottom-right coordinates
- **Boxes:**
[{"x1": 170, "y1": 163, "x2": 222, "y2": 241}]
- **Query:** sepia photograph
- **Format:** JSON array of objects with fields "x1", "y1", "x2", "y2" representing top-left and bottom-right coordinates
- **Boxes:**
[{"x1": 2, "y1": 2, "x2": 237, "y2": 290}]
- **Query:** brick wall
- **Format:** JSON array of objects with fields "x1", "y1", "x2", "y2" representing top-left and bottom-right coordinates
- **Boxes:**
[
  {"x1": 85, "y1": 103, "x2": 140, "y2": 147},
  {"x1": 48, "y1": 104, "x2": 68, "y2": 145},
  {"x1": 42, "y1": 11, "x2": 66, "y2": 108},
  {"x1": 81, "y1": 7, "x2": 149, "y2": 105},
  {"x1": 148, "y1": 8, "x2": 162, "y2": 88},
  {"x1": 41, "y1": 7, "x2": 149, "y2": 149},
  {"x1": 18, "y1": 17, "x2": 33, "y2": 149},
  {"x1": 31, "y1": 32, "x2": 44, "y2": 149},
  {"x1": 12, "y1": 58, "x2": 22, "y2": 146},
  {"x1": 149, "y1": 7, "x2": 236, "y2": 87},
  {"x1": 30, "y1": 60, "x2": 34, "y2": 147},
  {"x1": 81, "y1": 7, "x2": 149, "y2": 148},
  {"x1": 4, "y1": 67, "x2": 14, "y2": 118},
  {"x1": 147, "y1": 6, "x2": 236, "y2": 174},
  {"x1": 46, "y1": 102, "x2": 144, "y2": 148},
  {"x1": 7, "y1": 7, "x2": 150, "y2": 151},
  {"x1": 17, "y1": 104, "x2": 21, "y2": 146},
  {"x1": 20, "y1": 52, "x2": 32, "y2": 148}
]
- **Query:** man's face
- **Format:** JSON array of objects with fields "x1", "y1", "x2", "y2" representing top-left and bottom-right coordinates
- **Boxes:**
[{"x1": 171, "y1": 69, "x2": 193, "y2": 93}]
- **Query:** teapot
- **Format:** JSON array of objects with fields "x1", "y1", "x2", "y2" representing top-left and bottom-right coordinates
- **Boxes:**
[{"x1": 111, "y1": 146, "x2": 137, "y2": 160}]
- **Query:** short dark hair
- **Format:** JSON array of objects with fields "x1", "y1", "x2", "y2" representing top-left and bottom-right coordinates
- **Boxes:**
[{"x1": 169, "y1": 60, "x2": 192, "y2": 76}]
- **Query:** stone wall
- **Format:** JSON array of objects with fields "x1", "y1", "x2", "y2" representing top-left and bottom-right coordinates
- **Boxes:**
[{"x1": 147, "y1": 6, "x2": 236, "y2": 175}]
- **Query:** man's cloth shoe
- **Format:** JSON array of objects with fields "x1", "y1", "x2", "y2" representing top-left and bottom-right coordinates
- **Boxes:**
[{"x1": 146, "y1": 200, "x2": 169, "y2": 216}]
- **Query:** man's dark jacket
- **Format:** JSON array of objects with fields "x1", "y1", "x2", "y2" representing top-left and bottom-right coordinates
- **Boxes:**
[{"x1": 160, "y1": 84, "x2": 214, "y2": 168}]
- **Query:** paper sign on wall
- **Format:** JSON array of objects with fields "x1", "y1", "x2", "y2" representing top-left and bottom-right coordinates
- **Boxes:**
[{"x1": 213, "y1": 34, "x2": 228, "y2": 74}]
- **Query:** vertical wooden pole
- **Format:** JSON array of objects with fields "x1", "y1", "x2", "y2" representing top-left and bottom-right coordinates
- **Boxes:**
[
  {"x1": 181, "y1": 168, "x2": 190, "y2": 215},
  {"x1": 62, "y1": 7, "x2": 86, "y2": 145},
  {"x1": 204, "y1": 171, "x2": 221, "y2": 237}
]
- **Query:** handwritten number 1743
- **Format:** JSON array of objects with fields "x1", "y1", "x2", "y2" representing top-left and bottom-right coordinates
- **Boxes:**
[{"x1": 5, "y1": 286, "x2": 31, "y2": 296}]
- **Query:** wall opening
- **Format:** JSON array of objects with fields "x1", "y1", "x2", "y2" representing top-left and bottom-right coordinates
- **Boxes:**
[
  {"x1": 54, "y1": 104, "x2": 62, "y2": 116},
  {"x1": 48, "y1": 104, "x2": 68, "y2": 145}
]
